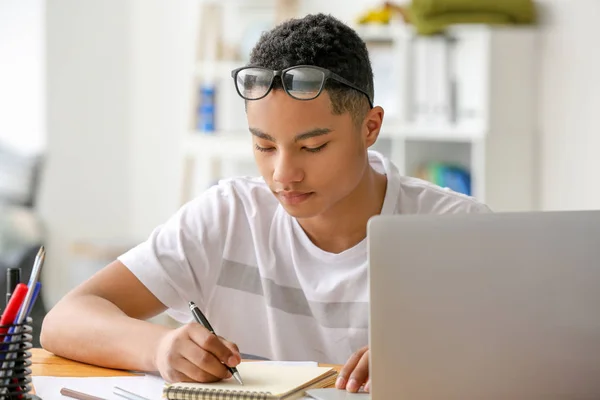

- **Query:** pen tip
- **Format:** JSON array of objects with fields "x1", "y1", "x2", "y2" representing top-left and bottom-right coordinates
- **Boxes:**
[
  {"x1": 233, "y1": 372, "x2": 244, "y2": 385},
  {"x1": 188, "y1": 301, "x2": 195, "y2": 309}
]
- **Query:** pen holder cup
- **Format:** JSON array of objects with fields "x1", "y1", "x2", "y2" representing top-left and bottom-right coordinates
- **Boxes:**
[{"x1": 0, "y1": 317, "x2": 33, "y2": 400}]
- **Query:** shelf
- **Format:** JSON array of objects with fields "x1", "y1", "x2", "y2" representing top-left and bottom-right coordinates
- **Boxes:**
[
  {"x1": 354, "y1": 23, "x2": 411, "y2": 42},
  {"x1": 381, "y1": 124, "x2": 486, "y2": 142},
  {"x1": 195, "y1": 61, "x2": 242, "y2": 78},
  {"x1": 184, "y1": 132, "x2": 253, "y2": 159}
]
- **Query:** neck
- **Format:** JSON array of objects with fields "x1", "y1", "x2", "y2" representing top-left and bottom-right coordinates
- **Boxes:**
[{"x1": 297, "y1": 164, "x2": 388, "y2": 254}]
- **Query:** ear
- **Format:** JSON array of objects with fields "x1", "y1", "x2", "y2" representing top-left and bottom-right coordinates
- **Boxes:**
[{"x1": 362, "y1": 106, "x2": 384, "y2": 147}]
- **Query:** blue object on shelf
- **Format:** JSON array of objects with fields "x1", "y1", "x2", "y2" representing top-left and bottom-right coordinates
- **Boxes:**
[
  {"x1": 197, "y1": 84, "x2": 216, "y2": 132},
  {"x1": 440, "y1": 164, "x2": 471, "y2": 196},
  {"x1": 416, "y1": 162, "x2": 471, "y2": 196}
]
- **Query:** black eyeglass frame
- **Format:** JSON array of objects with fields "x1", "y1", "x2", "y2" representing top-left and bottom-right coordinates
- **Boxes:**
[{"x1": 231, "y1": 65, "x2": 374, "y2": 108}]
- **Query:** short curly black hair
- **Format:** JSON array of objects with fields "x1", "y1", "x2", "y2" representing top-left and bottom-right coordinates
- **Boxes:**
[{"x1": 248, "y1": 13, "x2": 374, "y2": 125}]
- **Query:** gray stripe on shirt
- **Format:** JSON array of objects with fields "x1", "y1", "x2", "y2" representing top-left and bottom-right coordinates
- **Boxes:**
[{"x1": 217, "y1": 259, "x2": 368, "y2": 329}]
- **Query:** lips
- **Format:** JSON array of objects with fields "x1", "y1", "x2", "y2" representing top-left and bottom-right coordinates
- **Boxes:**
[{"x1": 277, "y1": 191, "x2": 314, "y2": 205}]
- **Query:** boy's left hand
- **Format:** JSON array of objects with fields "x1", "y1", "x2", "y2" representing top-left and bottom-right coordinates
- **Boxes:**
[{"x1": 336, "y1": 346, "x2": 370, "y2": 393}]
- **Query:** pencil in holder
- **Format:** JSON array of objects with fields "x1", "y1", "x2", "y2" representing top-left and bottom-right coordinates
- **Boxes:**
[{"x1": 0, "y1": 317, "x2": 33, "y2": 400}]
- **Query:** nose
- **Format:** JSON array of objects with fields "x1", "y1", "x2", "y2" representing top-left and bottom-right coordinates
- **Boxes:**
[{"x1": 273, "y1": 150, "x2": 304, "y2": 185}]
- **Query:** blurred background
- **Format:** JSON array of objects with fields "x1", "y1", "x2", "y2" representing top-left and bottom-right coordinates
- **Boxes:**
[{"x1": 1, "y1": 0, "x2": 599, "y2": 334}]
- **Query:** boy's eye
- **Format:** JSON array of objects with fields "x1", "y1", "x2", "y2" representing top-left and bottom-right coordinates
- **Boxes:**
[
  {"x1": 254, "y1": 143, "x2": 329, "y2": 153},
  {"x1": 254, "y1": 144, "x2": 275, "y2": 152},
  {"x1": 303, "y1": 143, "x2": 328, "y2": 153}
]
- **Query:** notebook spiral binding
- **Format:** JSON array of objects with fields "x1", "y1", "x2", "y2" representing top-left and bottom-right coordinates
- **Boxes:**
[
  {"x1": 0, "y1": 317, "x2": 33, "y2": 400},
  {"x1": 165, "y1": 385, "x2": 271, "y2": 400}
]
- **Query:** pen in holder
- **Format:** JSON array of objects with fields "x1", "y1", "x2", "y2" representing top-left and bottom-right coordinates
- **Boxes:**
[{"x1": 0, "y1": 317, "x2": 33, "y2": 400}]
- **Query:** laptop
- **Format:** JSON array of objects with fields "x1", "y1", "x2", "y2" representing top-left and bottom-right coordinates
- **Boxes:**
[{"x1": 368, "y1": 210, "x2": 600, "y2": 399}]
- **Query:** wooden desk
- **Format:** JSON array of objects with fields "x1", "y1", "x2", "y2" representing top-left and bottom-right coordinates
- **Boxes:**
[
  {"x1": 31, "y1": 348, "x2": 139, "y2": 377},
  {"x1": 31, "y1": 347, "x2": 341, "y2": 383}
]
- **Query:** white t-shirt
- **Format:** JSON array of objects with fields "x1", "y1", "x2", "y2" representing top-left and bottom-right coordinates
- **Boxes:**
[{"x1": 118, "y1": 151, "x2": 490, "y2": 364}]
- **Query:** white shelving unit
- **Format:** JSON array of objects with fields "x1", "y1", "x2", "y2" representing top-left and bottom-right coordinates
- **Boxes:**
[
  {"x1": 183, "y1": 17, "x2": 538, "y2": 212},
  {"x1": 360, "y1": 23, "x2": 538, "y2": 212}
]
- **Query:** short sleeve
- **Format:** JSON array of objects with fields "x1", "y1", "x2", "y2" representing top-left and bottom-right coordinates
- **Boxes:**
[
  {"x1": 118, "y1": 183, "x2": 233, "y2": 323},
  {"x1": 467, "y1": 201, "x2": 493, "y2": 213}
]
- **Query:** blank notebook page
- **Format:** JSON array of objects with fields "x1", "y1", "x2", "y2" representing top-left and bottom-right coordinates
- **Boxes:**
[{"x1": 165, "y1": 363, "x2": 336, "y2": 397}]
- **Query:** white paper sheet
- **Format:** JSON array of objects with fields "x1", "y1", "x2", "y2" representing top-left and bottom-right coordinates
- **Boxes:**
[
  {"x1": 251, "y1": 361, "x2": 318, "y2": 367},
  {"x1": 32, "y1": 375, "x2": 165, "y2": 400}
]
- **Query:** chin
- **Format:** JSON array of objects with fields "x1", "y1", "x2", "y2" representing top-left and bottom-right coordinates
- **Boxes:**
[
  {"x1": 279, "y1": 204, "x2": 317, "y2": 219},
  {"x1": 278, "y1": 201, "x2": 325, "y2": 219}
]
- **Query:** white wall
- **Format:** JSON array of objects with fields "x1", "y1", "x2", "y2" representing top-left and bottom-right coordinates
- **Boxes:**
[
  {"x1": 40, "y1": 0, "x2": 134, "y2": 305},
  {"x1": 40, "y1": 0, "x2": 199, "y2": 306},
  {"x1": 536, "y1": 0, "x2": 600, "y2": 210},
  {"x1": 0, "y1": 0, "x2": 45, "y2": 155},
  {"x1": 128, "y1": 0, "x2": 198, "y2": 238}
]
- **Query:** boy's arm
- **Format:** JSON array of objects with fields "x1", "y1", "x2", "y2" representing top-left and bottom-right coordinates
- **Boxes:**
[
  {"x1": 40, "y1": 260, "x2": 241, "y2": 382},
  {"x1": 40, "y1": 260, "x2": 169, "y2": 371}
]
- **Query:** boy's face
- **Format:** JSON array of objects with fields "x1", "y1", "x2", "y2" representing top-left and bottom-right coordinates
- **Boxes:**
[{"x1": 246, "y1": 89, "x2": 379, "y2": 219}]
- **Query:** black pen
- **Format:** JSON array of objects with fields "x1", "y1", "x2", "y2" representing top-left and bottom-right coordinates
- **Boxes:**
[
  {"x1": 6, "y1": 268, "x2": 21, "y2": 307},
  {"x1": 188, "y1": 301, "x2": 244, "y2": 385}
]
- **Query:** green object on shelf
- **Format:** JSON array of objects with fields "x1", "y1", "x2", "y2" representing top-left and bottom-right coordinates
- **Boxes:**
[
  {"x1": 429, "y1": 162, "x2": 443, "y2": 189},
  {"x1": 408, "y1": 11, "x2": 512, "y2": 35},
  {"x1": 408, "y1": 0, "x2": 536, "y2": 35}
]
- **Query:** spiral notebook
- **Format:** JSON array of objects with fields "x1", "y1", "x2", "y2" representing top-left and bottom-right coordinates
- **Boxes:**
[{"x1": 163, "y1": 362, "x2": 338, "y2": 400}]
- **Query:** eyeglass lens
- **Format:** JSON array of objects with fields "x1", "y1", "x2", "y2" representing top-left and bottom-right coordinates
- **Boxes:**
[
  {"x1": 283, "y1": 67, "x2": 325, "y2": 100},
  {"x1": 236, "y1": 68, "x2": 274, "y2": 100},
  {"x1": 236, "y1": 67, "x2": 326, "y2": 100}
]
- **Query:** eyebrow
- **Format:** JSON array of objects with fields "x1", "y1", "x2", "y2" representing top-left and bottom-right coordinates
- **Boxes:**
[{"x1": 249, "y1": 127, "x2": 332, "y2": 143}]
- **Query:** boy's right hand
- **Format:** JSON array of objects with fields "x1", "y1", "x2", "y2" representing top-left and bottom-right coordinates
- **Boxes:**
[{"x1": 154, "y1": 323, "x2": 241, "y2": 383}]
